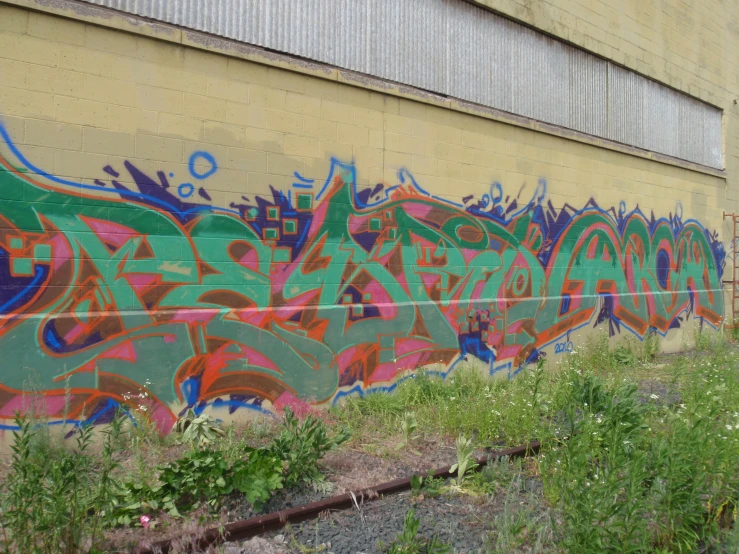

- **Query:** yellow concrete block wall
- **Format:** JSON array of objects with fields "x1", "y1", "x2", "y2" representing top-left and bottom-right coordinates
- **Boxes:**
[
  {"x1": 0, "y1": 3, "x2": 728, "y2": 426},
  {"x1": 470, "y1": 0, "x2": 739, "y2": 228}
]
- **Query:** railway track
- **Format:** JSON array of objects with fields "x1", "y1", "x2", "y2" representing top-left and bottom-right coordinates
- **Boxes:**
[{"x1": 138, "y1": 441, "x2": 541, "y2": 554}]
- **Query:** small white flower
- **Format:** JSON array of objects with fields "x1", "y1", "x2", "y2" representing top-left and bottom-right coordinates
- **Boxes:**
[
  {"x1": 726, "y1": 424, "x2": 734, "y2": 431},
  {"x1": 650, "y1": 394, "x2": 659, "y2": 400}
]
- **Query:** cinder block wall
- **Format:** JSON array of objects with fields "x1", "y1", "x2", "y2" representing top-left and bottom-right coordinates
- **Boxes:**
[
  {"x1": 472, "y1": 0, "x2": 739, "y2": 212},
  {"x1": 0, "y1": 2, "x2": 730, "y2": 431}
]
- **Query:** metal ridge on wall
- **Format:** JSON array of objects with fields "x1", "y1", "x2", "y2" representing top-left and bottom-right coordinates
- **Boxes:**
[{"x1": 75, "y1": 0, "x2": 723, "y2": 169}]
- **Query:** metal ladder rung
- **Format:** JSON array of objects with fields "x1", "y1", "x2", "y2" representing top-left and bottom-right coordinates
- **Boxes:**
[{"x1": 723, "y1": 212, "x2": 739, "y2": 320}]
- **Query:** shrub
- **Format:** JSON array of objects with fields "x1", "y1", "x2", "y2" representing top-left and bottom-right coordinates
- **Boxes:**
[{"x1": 270, "y1": 407, "x2": 350, "y2": 487}]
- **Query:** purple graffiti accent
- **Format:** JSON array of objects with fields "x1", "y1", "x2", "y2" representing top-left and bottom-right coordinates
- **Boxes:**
[
  {"x1": 229, "y1": 186, "x2": 313, "y2": 258},
  {"x1": 595, "y1": 293, "x2": 622, "y2": 336},
  {"x1": 229, "y1": 195, "x2": 251, "y2": 215},
  {"x1": 221, "y1": 394, "x2": 264, "y2": 415},
  {"x1": 103, "y1": 165, "x2": 120, "y2": 178},
  {"x1": 198, "y1": 187, "x2": 211, "y2": 200},
  {"x1": 355, "y1": 183, "x2": 385, "y2": 206},
  {"x1": 111, "y1": 161, "x2": 204, "y2": 221},
  {"x1": 707, "y1": 230, "x2": 726, "y2": 280},
  {"x1": 656, "y1": 249, "x2": 670, "y2": 288}
]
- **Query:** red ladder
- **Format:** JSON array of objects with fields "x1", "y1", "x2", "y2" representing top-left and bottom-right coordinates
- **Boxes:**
[{"x1": 723, "y1": 212, "x2": 739, "y2": 326}]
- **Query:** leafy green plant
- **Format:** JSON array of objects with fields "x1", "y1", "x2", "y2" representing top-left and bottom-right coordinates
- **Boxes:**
[
  {"x1": 386, "y1": 509, "x2": 451, "y2": 554},
  {"x1": 175, "y1": 408, "x2": 226, "y2": 446},
  {"x1": 694, "y1": 329, "x2": 711, "y2": 351},
  {"x1": 157, "y1": 448, "x2": 232, "y2": 511},
  {"x1": 540, "y1": 342, "x2": 739, "y2": 554},
  {"x1": 231, "y1": 447, "x2": 284, "y2": 511},
  {"x1": 410, "y1": 471, "x2": 445, "y2": 499},
  {"x1": 110, "y1": 408, "x2": 349, "y2": 526},
  {"x1": 112, "y1": 443, "x2": 287, "y2": 526},
  {"x1": 401, "y1": 411, "x2": 419, "y2": 443},
  {"x1": 639, "y1": 331, "x2": 660, "y2": 361},
  {"x1": 108, "y1": 480, "x2": 172, "y2": 527},
  {"x1": 529, "y1": 358, "x2": 546, "y2": 411},
  {"x1": 613, "y1": 345, "x2": 636, "y2": 366},
  {"x1": 270, "y1": 407, "x2": 350, "y2": 487},
  {"x1": 395, "y1": 411, "x2": 420, "y2": 452},
  {"x1": 450, "y1": 434, "x2": 478, "y2": 488}
]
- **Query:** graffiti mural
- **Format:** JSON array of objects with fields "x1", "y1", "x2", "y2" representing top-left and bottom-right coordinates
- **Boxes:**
[{"x1": 0, "y1": 123, "x2": 725, "y2": 431}]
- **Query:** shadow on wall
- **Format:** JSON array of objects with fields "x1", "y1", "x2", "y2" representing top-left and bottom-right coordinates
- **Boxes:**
[{"x1": 0, "y1": 123, "x2": 725, "y2": 432}]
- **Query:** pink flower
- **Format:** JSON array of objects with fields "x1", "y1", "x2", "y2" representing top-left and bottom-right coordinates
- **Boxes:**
[{"x1": 140, "y1": 515, "x2": 151, "y2": 529}]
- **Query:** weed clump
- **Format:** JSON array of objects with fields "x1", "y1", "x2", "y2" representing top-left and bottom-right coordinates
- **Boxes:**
[
  {"x1": 0, "y1": 404, "x2": 349, "y2": 549},
  {"x1": 383, "y1": 509, "x2": 451, "y2": 554},
  {"x1": 541, "y1": 336, "x2": 739, "y2": 553},
  {"x1": 1, "y1": 413, "x2": 121, "y2": 553},
  {"x1": 270, "y1": 407, "x2": 350, "y2": 488}
]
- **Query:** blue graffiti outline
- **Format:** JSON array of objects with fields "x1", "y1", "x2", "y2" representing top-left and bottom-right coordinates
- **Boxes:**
[
  {"x1": 188, "y1": 151, "x2": 218, "y2": 180},
  {"x1": 0, "y1": 125, "x2": 242, "y2": 218},
  {"x1": 178, "y1": 183, "x2": 195, "y2": 198},
  {"x1": 293, "y1": 171, "x2": 314, "y2": 183}
]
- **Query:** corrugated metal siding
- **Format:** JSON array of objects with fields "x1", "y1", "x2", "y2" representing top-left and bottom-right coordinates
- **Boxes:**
[
  {"x1": 570, "y1": 49, "x2": 607, "y2": 137},
  {"x1": 78, "y1": 0, "x2": 724, "y2": 169}
]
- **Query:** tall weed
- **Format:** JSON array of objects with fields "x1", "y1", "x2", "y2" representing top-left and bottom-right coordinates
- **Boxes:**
[
  {"x1": 541, "y1": 338, "x2": 739, "y2": 553},
  {"x1": 0, "y1": 413, "x2": 121, "y2": 554}
]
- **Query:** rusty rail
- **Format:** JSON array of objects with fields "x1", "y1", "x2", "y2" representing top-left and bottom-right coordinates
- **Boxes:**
[{"x1": 139, "y1": 440, "x2": 540, "y2": 553}]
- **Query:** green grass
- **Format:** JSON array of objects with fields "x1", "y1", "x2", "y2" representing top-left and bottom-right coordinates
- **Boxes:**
[
  {"x1": 537, "y1": 334, "x2": 739, "y2": 553},
  {"x1": 334, "y1": 329, "x2": 739, "y2": 552},
  {"x1": 333, "y1": 358, "x2": 559, "y2": 448}
]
